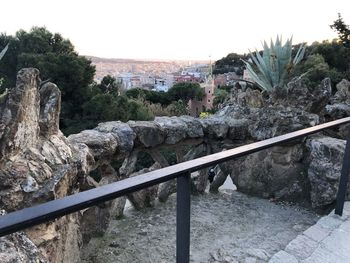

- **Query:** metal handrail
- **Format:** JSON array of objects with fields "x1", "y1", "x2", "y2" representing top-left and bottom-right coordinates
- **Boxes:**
[{"x1": 1, "y1": 117, "x2": 350, "y2": 263}]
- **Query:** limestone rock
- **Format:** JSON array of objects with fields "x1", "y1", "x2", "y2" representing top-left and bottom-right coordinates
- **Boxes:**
[
  {"x1": 325, "y1": 103, "x2": 350, "y2": 119},
  {"x1": 333, "y1": 79, "x2": 350, "y2": 103},
  {"x1": 226, "y1": 118, "x2": 250, "y2": 140},
  {"x1": 306, "y1": 136, "x2": 348, "y2": 208},
  {"x1": 0, "y1": 231, "x2": 47, "y2": 263},
  {"x1": 128, "y1": 120, "x2": 165, "y2": 147},
  {"x1": 228, "y1": 145, "x2": 306, "y2": 200},
  {"x1": 248, "y1": 106, "x2": 319, "y2": 140},
  {"x1": 127, "y1": 163, "x2": 161, "y2": 209},
  {"x1": 237, "y1": 88, "x2": 264, "y2": 108},
  {"x1": 39, "y1": 82, "x2": 61, "y2": 137},
  {"x1": 271, "y1": 77, "x2": 332, "y2": 114},
  {"x1": 95, "y1": 121, "x2": 135, "y2": 154},
  {"x1": 0, "y1": 68, "x2": 40, "y2": 158},
  {"x1": 154, "y1": 116, "x2": 187, "y2": 144},
  {"x1": 68, "y1": 130, "x2": 118, "y2": 160},
  {"x1": 178, "y1": 115, "x2": 204, "y2": 138},
  {"x1": 200, "y1": 117, "x2": 229, "y2": 139}
]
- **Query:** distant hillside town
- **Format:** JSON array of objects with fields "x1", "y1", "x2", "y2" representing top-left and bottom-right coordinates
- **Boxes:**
[{"x1": 88, "y1": 56, "x2": 254, "y2": 117}]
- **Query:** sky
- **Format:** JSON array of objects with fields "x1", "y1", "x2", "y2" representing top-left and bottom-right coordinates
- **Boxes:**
[{"x1": 1, "y1": 0, "x2": 349, "y2": 60}]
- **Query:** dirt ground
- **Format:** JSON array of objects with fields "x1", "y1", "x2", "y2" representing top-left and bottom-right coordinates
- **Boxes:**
[{"x1": 81, "y1": 179, "x2": 318, "y2": 263}]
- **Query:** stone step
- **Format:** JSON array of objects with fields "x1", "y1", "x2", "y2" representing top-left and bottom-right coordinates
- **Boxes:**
[{"x1": 269, "y1": 202, "x2": 350, "y2": 263}]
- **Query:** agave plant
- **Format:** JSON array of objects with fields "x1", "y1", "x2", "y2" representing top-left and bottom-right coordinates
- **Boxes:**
[
  {"x1": 243, "y1": 36, "x2": 305, "y2": 92},
  {"x1": 0, "y1": 44, "x2": 9, "y2": 90},
  {"x1": 0, "y1": 44, "x2": 8, "y2": 61}
]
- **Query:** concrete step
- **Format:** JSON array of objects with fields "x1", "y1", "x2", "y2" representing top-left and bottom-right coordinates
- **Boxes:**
[{"x1": 269, "y1": 202, "x2": 350, "y2": 263}]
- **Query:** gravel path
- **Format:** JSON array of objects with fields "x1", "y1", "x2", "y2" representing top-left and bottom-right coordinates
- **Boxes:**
[{"x1": 81, "y1": 189, "x2": 318, "y2": 263}]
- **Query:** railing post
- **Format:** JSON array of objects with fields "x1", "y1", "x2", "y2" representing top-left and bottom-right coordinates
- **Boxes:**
[
  {"x1": 176, "y1": 172, "x2": 191, "y2": 263},
  {"x1": 335, "y1": 127, "x2": 350, "y2": 216}
]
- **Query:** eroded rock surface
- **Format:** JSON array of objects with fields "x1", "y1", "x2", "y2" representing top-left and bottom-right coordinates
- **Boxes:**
[{"x1": 0, "y1": 69, "x2": 349, "y2": 262}]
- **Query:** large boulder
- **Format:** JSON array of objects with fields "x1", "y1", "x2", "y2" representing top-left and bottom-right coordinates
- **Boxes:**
[
  {"x1": 332, "y1": 79, "x2": 350, "y2": 103},
  {"x1": 154, "y1": 116, "x2": 187, "y2": 144},
  {"x1": 68, "y1": 130, "x2": 118, "y2": 161},
  {"x1": 0, "y1": 68, "x2": 40, "y2": 158},
  {"x1": 248, "y1": 106, "x2": 319, "y2": 140},
  {"x1": 94, "y1": 121, "x2": 135, "y2": 154},
  {"x1": 228, "y1": 144, "x2": 306, "y2": 200},
  {"x1": 200, "y1": 117, "x2": 229, "y2": 139},
  {"x1": 305, "y1": 136, "x2": 348, "y2": 209},
  {"x1": 270, "y1": 77, "x2": 332, "y2": 114},
  {"x1": 0, "y1": 226, "x2": 47, "y2": 263},
  {"x1": 128, "y1": 120, "x2": 165, "y2": 147}
]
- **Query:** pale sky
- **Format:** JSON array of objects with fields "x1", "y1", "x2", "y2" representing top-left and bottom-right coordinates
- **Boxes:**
[{"x1": 1, "y1": 0, "x2": 349, "y2": 60}]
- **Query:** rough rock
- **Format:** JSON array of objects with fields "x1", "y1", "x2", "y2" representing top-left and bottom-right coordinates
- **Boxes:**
[
  {"x1": 325, "y1": 103, "x2": 350, "y2": 119},
  {"x1": 127, "y1": 163, "x2": 161, "y2": 209},
  {"x1": 0, "y1": 68, "x2": 40, "y2": 158},
  {"x1": 200, "y1": 117, "x2": 229, "y2": 139},
  {"x1": 332, "y1": 79, "x2": 350, "y2": 103},
  {"x1": 178, "y1": 115, "x2": 204, "y2": 138},
  {"x1": 94, "y1": 121, "x2": 135, "y2": 154},
  {"x1": 154, "y1": 116, "x2": 187, "y2": 144},
  {"x1": 0, "y1": 69, "x2": 83, "y2": 262},
  {"x1": 226, "y1": 118, "x2": 250, "y2": 141},
  {"x1": 68, "y1": 130, "x2": 118, "y2": 160},
  {"x1": 228, "y1": 145, "x2": 307, "y2": 200},
  {"x1": 306, "y1": 136, "x2": 348, "y2": 208},
  {"x1": 1, "y1": 68, "x2": 349, "y2": 262},
  {"x1": 0, "y1": 231, "x2": 47, "y2": 263},
  {"x1": 271, "y1": 77, "x2": 332, "y2": 114},
  {"x1": 128, "y1": 120, "x2": 165, "y2": 147},
  {"x1": 39, "y1": 82, "x2": 61, "y2": 137},
  {"x1": 236, "y1": 88, "x2": 264, "y2": 108},
  {"x1": 248, "y1": 106, "x2": 319, "y2": 140}
]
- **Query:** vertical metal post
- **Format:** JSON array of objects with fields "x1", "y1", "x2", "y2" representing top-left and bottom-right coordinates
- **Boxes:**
[
  {"x1": 176, "y1": 172, "x2": 191, "y2": 263},
  {"x1": 335, "y1": 127, "x2": 350, "y2": 216}
]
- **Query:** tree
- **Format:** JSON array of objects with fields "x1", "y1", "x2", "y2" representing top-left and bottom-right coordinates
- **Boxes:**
[
  {"x1": 330, "y1": 13, "x2": 350, "y2": 48},
  {"x1": 0, "y1": 27, "x2": 96, "y2": 134},
  {"x1": 168, "y1": 82, "x2": 204, "y2": 102},
  {"x1": 214, "y1": 53, "x2": 248, "y2": 75},
  {"x1": 213, "y1": 88, "x2": 228, "y2": 108},
  {"x1": 97, "y1": 75, "x2": 119, "y2": 95}
]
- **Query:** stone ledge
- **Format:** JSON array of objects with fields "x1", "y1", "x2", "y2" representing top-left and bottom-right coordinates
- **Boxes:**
[
  {"x1": 285, "y1": 234, "x2": 318, "y2": 260},
  {"x1": 269, "y1": 250, "x2": 298, "y2": 263}
]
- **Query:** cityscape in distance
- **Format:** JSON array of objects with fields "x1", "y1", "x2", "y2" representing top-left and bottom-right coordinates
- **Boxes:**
[{"x1": 87, "y1": 56, "x2": 213, "y2": 92}]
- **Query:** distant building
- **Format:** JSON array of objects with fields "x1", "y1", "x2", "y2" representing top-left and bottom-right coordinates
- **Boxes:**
[
  {"x1": 174, "y1": 74, "x2": 201, "y2": 83},
  {"x1": 243, "y1": 69, "x2": 254, "y2": 82},
  {"x1": 214, "y1": 72, "x2": 239, "y2": 87},
  {"x1": 188, "y1": 74, "x2": 215, "y2": 117}
]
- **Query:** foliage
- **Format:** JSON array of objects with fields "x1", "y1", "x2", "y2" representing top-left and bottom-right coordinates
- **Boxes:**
[
  {"x1": 213, "y1": 88, "x2": 228, "y2": 108},
  {"x1": 80, "y1": 93, "x2": 153, "y2": 132},
  {"x1": 310, "y1": 40, "x2": 350, "y2": 72},
  {"x1": 242, "y1": 36, "x2": 305, "y2": 92},
  {"x1": 168, "y1": 82, "x2": 204, "y2": 102},
  {"x1": 214, "y1": 53, "x2": 248, "y2": 75},
  {"x1": 0, "y1": 27, "x2": 96, "y2": 134},
  {"x1": 97, "y1": 75, "x2": 119, "y2": 95},
  {"x1": 166, "y1": 100, "x2": 188, "y2": 116},
  {"x1": 330, "y1": 13, "x2": 350, "y2": 48},
  {"x1": 199, "y1": 112, "x2": 211, "y2": 118},
  {"x1": 290, "y1": 40, "x2": 350, "y2": 87},
  {"x1": 125, "y1": 88, "x2": 171, "y2": 105},
  {"x1": 292, "y1": 54, "x2": 335, "y2": 87}
]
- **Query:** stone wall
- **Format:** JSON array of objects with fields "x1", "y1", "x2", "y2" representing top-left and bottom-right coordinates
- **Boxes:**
[{"x1": 0, "y1": 69, "x2": 349, "y2": 262}]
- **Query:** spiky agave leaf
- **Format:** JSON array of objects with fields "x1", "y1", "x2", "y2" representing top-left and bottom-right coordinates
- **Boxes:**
[
  {"x1": 0, "y1": 44, "x2": 9, "y2": 61},
  {"x1": 242, "y1": 36, "x2": 305, "y2": 92}
]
